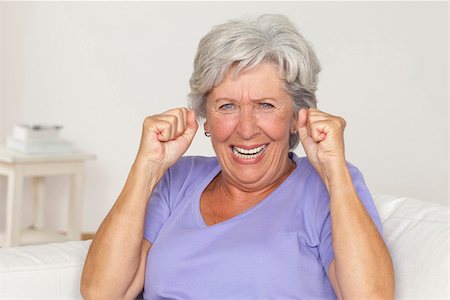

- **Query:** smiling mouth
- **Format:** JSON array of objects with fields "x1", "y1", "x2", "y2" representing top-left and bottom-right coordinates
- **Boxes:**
[{"x1": 232, "y1": 144, "x2": 268, "y2": 159}]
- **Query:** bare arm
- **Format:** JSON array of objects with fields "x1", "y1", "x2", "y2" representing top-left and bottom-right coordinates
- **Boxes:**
[
  {"x1": 326, "y1": 162, "x2": 394, "y2": 299},
  {"x1": 80, "y1": 160, "x2": 162, "y2": 299},
  {"x1": 124, "y1": 239, "x2": 152, "y2": 299},
  {"x1": 80, "y1": 108, "x2": 198, "y2": 299},
  {"x1": 297, "y1": 108, "x2": 394, "y2": 299}
]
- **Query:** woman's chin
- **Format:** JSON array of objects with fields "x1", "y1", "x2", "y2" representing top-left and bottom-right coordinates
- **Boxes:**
[{"x1": 225, "y1": 164, "x2": 274, "y2": 189}]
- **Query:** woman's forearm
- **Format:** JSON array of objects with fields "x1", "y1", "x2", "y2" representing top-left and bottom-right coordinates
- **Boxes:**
[
  {"x1": 326, "y1": 161, "x2": 394, "y2": 299},
  {"x1": 80, "y1": 159, "x2": 165, "y2": 299},
  {"x1": 80, "y1": 108, "x2": 196, "y2": 299}
]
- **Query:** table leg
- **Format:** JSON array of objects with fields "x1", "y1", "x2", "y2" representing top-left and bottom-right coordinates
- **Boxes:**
[
  {"x1": 67, "y1": 165, "x2": 84, "y2": 240},
  {"x1": 31, "y1": 177, "x2": 45, "y2": 230},
  {"x1": 5, "y1": 167, "x2": 24, "y2": 247}
]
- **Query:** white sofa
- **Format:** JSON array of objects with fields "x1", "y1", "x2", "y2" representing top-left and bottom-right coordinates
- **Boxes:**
[{"x1": 0, "y1": 195, "x2": 448, "y2": 299}]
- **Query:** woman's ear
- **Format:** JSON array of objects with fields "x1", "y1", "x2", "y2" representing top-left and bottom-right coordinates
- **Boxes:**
[{"x1": 204, "y1": 120, "x2": 209, "y2": 132}]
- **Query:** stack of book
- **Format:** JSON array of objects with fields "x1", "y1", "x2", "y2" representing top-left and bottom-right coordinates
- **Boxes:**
[{"x1": 6, "y1": 124, "x2": 73, "y2": 154}]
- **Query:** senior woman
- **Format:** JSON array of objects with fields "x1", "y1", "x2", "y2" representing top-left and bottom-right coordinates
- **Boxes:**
[{"x1": 81, "y1": 15, "x2": 394, "y2": 299}]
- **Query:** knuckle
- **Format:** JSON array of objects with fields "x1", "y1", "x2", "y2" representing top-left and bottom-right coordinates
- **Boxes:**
[
  {"x1": 172, "y1": 108, "x2": 181, "y2": 115},
  {"x1": 159, "y1": 120, "x2": 173, "y2": 132},
  {"x1": 143, "y1": 116, "x2": 154, "y2": 127},
  {"x1": 166, "y1": 121, "x2": 174, "y2": 130},
  {"x1": 338, "y1": 117, "x2": 346, "y2": 128},
  {"x1": 329, "y1": 116, "x2": 345, "y2": 128},
  {"x1": 165, "y1": 114, "x2": 178, "y2": 124},
  {"x1": 180, "y1": 107, "x2": 188, "y2": 118},
  {"x1": 176, "y1": 108, "x2": 186, "y2": 119},
  {"x1": 169, "y1": 108, "x2": 185, "y2": 118}
]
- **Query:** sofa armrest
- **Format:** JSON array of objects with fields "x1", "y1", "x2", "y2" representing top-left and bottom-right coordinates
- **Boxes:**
[
  {"x1": 0, "y1": 240, "x2": 91, "y2": 299},
  {"x1": 373, "y1": 194, "x2": 449, "y2": 299}
]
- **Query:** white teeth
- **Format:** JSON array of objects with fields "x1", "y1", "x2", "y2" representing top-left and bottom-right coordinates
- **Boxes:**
[
  {"x1": 233, "y1": 144, "x2": 267, "y2": 159},
  {"x1": 234, "y1": 145, "x2": 266, "y2": 154}
]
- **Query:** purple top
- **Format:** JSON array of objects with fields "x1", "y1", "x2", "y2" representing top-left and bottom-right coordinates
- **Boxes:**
[{"x1": 143, "y1": 154, "x2": 383, "y2": 299}]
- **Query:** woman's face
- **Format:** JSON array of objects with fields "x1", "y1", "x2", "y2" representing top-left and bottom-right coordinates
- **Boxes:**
[{"x1": 205, "y1": 62, "x2": 297, "y2": 190}]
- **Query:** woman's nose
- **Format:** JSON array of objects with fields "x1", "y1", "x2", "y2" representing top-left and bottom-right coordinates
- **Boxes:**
[{"x1": 236, "y1": 107, "x2": 260, "y2": 139}]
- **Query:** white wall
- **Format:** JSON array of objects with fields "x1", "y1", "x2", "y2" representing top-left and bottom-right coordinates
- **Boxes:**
[
  {"x1": 0, "y1": 2, "x2": 4, "y2": 138},
  {"x1": 0, "y1": 2, "x2": 5, "y2": 225},
  {"x1": 0, "y1": 2, "x2": 447, "y2": 233}
]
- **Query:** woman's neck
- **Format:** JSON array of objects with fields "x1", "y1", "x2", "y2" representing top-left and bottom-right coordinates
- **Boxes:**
[
  {"x1": 211, "y1": 156, "x2": 296, "y2": 207},
  {"x1": 200, "y1": 156, "x2": 296, "y2": 225}
]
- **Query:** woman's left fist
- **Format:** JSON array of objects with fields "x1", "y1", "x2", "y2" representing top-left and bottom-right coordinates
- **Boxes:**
[{"x1": 296, "y1": 108, "x2": 346, "y2": 177}]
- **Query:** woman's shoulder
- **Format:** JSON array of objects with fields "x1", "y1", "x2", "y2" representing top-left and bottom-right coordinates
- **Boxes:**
[
  {"x1": 171, "y1": 155, "x2": 219, "y2": 171},
  {"x1": 291, "y1": 153, "x2": 365, "y2": 184},
  {"x1": 167, "y1": 156, "x2": 219, "y2": 183},
  {"x1": 290, "y1": 154, "x2": 323, "y2": 186},
  {"x1": 289, "y1": 153, "x2": 369, "y2": 212}
]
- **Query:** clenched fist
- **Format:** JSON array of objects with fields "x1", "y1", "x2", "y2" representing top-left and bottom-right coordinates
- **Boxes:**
[
  {"x1": 297, "y1": 108, "x2": 347, "y2": 188},
  {"x1": 136, "y1": 107, "x2": 198, "y2": 170}
]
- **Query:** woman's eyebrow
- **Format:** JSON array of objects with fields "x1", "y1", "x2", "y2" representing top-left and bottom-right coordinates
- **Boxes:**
[
  {"x1": 249, "y1": 97, "x2": 277, "y2": 102},
  {"x1": 213, "y1": 97, "x2": 238, "y2": 103},
  {"x1": 214, "y1": 97, "x2": 278, "y2": 103}
]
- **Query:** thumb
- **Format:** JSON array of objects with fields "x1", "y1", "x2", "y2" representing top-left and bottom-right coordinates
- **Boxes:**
[
  {"x1": 297, "y1": 108, "x2": 310, "y2": 145},
  {"x1": 182, "y1": 109, "x2": 198, "y2": 142}
]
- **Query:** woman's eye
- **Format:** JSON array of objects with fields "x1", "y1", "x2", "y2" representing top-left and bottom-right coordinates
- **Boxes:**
[
  {"x1": 219, "y1": 103, "x2": 236, "y2": 111},
  {"x1": 258, "y1": 103, "x2": 275, "y2": 109}
]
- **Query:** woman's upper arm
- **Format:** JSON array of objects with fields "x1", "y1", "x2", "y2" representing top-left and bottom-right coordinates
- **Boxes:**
[{"x1": 124, "y1": 239, "x2": 152, "y2": 300}]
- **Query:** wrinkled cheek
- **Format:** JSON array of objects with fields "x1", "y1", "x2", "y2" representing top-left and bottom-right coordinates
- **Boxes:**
[
  {"x1": 254, "y1": 114, "x2": 291, "y2": 141},
  {"x1": 209, "y1": 115, "x2": 239, "y2": 142}
]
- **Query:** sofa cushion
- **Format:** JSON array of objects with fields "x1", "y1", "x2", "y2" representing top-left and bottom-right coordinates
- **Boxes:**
[
  {"x1": 373, "y1": 194, "x2": 449, "y2": 299},
  {"x1": 0, "y1": 196, "x2": 448, "y2": 299},
  {"x1": 0, "y1": 240, "x2": 91, "y2": 299}
]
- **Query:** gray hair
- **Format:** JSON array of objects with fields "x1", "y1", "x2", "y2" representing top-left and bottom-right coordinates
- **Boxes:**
[{"x1": 188, "y1": 14, "x2": 321, "y2": 149}]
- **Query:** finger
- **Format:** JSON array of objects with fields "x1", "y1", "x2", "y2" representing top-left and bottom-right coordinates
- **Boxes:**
[
  {"x1": 307, "y1": 108, "x2": 336, "y2": 118},
  {"x1": 143, "y1": 116, "x2": 172, "y2": 140},
  {"x1": 307, "y1": 109, "x2": 344, "y2": 142},
  {"x1": 180, "y1": 107, "x2": 188, "y2": 131},
  {"x1": 309, "y1": 121, "x2": 329, "y2": 142},
  {"x1": 295, "y1": 109, "x2": 317, "y2": 157},
  {"x1": 159, "y1": 114, "x2": 178, "y2": 138},
  {"x1": 154, "y1": 119, "x2": 174, "y2": 142},
  {"x1": 308, "y1": 109, "x2": 346, "y2": 129},
  {"x1": 299, "y1": 108, "x2": 326, "y2": 143},
  {"x1": 167, "y1": 108, "x2": 189, "y2": 137},
  {"x1": 308, "y1": 113, "x2": 332, "y2": 123}
]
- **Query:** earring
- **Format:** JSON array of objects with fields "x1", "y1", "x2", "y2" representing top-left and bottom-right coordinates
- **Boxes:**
[{"x1": 204, "y1": 131, "x2": 211, "y2": 137}]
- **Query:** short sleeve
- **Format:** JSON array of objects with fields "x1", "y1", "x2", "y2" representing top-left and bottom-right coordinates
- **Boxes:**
[
  {"x1": 143, "y1": 169, "x2": 171, "y2": 243},
  {"x1": 317, "y1": 164, "x2": 383, "y2": 277}
]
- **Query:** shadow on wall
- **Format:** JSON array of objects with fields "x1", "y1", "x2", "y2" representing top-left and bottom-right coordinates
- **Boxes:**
[{"x1": 0, "y1": 178, "x2": 5, "y2": 231}]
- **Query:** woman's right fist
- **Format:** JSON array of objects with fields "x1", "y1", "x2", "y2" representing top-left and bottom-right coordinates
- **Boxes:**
[{"x1": 136, "y1": 108, "x2": 198, "y2": 169}]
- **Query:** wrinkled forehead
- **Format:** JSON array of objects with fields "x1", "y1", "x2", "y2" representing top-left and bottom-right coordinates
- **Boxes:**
[{"x1": 207, "y1": 62, "x2": 289, "y2": 102}]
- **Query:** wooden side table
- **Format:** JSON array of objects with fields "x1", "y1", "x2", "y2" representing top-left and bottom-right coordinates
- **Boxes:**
[{"x1": 0, "y1": 145, "x2": 95, "y2": 247}]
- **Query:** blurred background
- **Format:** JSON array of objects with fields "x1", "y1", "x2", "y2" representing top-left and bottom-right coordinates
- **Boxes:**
[{"x1": 0, "y1": 1, "x2": 447, "y2": 236}]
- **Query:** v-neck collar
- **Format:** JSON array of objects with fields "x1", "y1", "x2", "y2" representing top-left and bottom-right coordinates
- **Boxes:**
[{"x1": 191, "y1": 153, "x2": 305, "y2": 228}]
